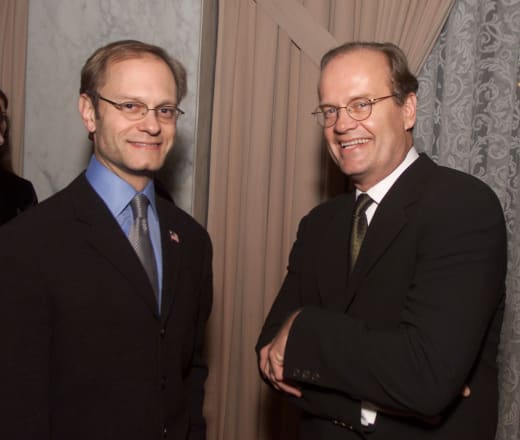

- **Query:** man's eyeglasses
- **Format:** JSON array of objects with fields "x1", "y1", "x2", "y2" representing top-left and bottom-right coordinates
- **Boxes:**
[
  {"x1": 312, "y1": 94, "x2": 397, "y2": 128},
  {"x1": 91, "y1": 93, "x2": 184, "y2": 122}
]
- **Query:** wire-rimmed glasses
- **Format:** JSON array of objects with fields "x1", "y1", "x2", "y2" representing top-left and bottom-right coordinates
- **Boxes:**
[
  {"x1": 91, "y1": 93, "x2": 184, "y2": 122},
  {"x1": 312, "y1": 94, "x2": 397, "y2": 128}
]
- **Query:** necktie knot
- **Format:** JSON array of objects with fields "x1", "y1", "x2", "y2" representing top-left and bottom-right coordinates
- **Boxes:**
[
  {"x1": 354, "y1": 193, "x2": 372, "y2": 218},
  {"x1": 131, "y1": 193, "x2": 149, "y2": 220}
]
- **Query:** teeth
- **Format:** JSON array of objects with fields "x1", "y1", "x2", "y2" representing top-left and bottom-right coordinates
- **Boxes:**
[
  {"x1": 133, "y1": 142, "x2": 160, "y2": 147},
  {"x1": 340, "y1": 138, "x2": 369, "y2": 148}
]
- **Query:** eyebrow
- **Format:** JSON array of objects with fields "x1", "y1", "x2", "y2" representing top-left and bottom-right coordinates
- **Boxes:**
[
  {"x1": 113, "y1": 95, "x2": 178, "y2": 106},
  {"x1": 319, "y1": 95, "x2": 373, "y2": 106}
]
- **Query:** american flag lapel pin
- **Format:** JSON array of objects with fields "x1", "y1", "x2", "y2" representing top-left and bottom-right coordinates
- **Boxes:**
[{"x1": 169, "y1": 230, "x2": 180, "y2": 243}]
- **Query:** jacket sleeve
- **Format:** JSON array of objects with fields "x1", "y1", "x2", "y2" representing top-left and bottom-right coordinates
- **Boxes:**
[
  {"x1": 187, "y1": 236, "x2": 213, "y2": 440},
  {"x1": 256, "y1": 212, "x2": 366, "y2": 429},
  {"x1": 0, "y1": 223, "x2": 51, "y2": 438}
]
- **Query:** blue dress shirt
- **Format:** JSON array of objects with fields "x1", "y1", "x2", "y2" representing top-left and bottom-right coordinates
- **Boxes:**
[{"x1": 85, "y1": 155, "x2": 163, "y2": 309}]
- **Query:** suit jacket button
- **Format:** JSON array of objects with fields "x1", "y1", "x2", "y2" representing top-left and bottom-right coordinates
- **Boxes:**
[
  {"x1": 163, "y1": 427, "x2": 167, "y2": 437},
  {"x1": 160, "y1": 328, "x2": 166, "y2": 338}
]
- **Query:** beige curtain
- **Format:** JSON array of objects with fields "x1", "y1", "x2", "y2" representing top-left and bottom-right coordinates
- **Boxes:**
[
  {"x1": 0, "y1": 0, "x2": 29, "y2": 174},
  {"x1": 205, "y1": 1, "x2": 454, "y2": 439}
]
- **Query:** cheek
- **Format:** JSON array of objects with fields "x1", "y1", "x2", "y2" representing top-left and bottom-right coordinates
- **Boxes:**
[
  {"x1": 323, "y1": 131, "x2": 338, "y2": 155},
  {"x1": 324, "y1": 128, "x2": 336, "y2": 146},
  {"x1": 164, "y1": 127, "x2": 177, "y2": 147}
]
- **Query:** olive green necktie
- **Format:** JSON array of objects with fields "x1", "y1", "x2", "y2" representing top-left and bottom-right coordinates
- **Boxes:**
[{"x1": 350, "y1": 193, "x2": 373, "y2": 272}]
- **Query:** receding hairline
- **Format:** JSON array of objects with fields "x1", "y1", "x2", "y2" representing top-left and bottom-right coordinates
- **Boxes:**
[
  {"x1": 80, "y1": 40, "x2": 188, "y2": 104},
  {"x1": 317, "y1": 48, "x2": 394, "y2": 98},
  {"x1": 96, "y1": 53, "x2": 177, "y2": 93},
  {"x1": 321, "y1": 46, "x2": 390, "y2": 69}
]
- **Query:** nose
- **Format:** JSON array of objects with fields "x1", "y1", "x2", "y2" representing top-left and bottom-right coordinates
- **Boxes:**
[
  {"x1": 137, "y1": 109, "x2": 161, "y2": 134},
  {"x1": 334, "y1": 107, "x2": 358, "y2": 133}
]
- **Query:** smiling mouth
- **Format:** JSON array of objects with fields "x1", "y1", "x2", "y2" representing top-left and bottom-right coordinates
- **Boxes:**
[
  {"x1": 130, "y1": 141, "x2": 161, "y2": 149},
  {"x1": 340, "y1": 138, "x2": 370, "y2": 149}
]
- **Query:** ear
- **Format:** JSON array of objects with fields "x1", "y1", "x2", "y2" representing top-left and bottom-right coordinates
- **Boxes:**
[
  {"x1": 78, "y1": 93, "x2": 97, "y2": 134},
  {"x1": 401, "y1": 93, "x2": 417, "y2": 131}
]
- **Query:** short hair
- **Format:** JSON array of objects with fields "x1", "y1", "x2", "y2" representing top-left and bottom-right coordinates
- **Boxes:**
[
  {"x1": 320, "y1": 42, "x2": 418, "y2": 105},
  {"x1": 0, "y1": 88, "x2": 12, "y2": 172},
  {"x1": 0, "y1": 88, "x2": 8, "y2": 110},
  {"x1": 79, "y1": 39, "x2": 187, "y2": 103}
]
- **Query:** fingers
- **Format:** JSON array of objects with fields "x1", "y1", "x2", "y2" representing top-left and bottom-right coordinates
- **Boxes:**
[
  {"x1": 260, "y1": 349, "x2": 275, "y2": 383},
  {"x1": 270, "y1": 352, "x2": 284, "y2": 381},
  {"x1": 274, "y1": 351, "x2": 284, "y2": 364},
  {"x1": 259, "y1": 345, "x2": 269, "y2": 377},
  {"x1": 269, "y1": 350, "x2": 285, "y2": 380},
  {"x1": 278, "y1": 381, "x2": 302, "y2": 397},
  {"x1": 268, "y1": 361, "x2": 301, "y2": 397},
  {"x1": 258, "y1": 343, "x2": 302, "y2": 398}
]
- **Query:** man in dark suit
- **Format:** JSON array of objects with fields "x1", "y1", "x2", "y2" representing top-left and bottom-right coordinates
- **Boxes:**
[
  {"x1": 0, "y1": 88, "x2": 37, "y2": 225},
  {"x1": 256, "y1": 42, "x2": 506, "y2": 439},
  {"x1": 0, "y1": 40, "x2": 212, "y2": 440}
]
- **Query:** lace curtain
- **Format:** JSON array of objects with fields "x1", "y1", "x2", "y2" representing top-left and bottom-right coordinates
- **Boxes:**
[{"x1": 415, "y1": 0, "x2": 520, "y2": 438}]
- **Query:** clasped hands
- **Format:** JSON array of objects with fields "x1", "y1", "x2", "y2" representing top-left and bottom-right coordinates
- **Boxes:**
[{"x1": 259, "y1": 309, "x2": 302, "y2": 398}]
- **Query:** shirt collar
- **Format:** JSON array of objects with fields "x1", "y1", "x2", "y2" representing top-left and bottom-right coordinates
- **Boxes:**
[
  {"x1": 85, "y1": 155, "x2": 157, "y2": 217},
  {"x1": 358, "y1": 147, "x2": 419, "y2": 204}
]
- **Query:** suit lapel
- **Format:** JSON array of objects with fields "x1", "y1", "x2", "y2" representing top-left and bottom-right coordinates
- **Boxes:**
[
  {"x1": 346, "y1": 200, "x2": 407, "y2": 300},
  {"x1": 316, "y1": 193, "x2": 355, "y2": 310},
  {"x1": 345, "y1": 154, "x2": 437, "y2": 308},
  {"x1": 156, "y1": 197, "x2": 182, "y2": 322},
  {"x1": 70, "y1": 175, "x2": 159, "y2": 316}
]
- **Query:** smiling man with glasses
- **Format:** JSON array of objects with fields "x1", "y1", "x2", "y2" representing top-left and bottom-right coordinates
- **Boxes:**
[
  {"x1": 257, "y1": 42, "x2": 506, "y2": 440},
  {"x1": 0, "y1": 40, "x2": 212, "y2": 440}
]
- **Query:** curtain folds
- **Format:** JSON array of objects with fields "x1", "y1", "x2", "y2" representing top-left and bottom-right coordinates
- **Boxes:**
[
  {"x1": 205, "y1": 1, "x2": 454, "y2": 439},
  {"x1": 415, "y1": 1, "x2": 520, "y2": 439},
  {"x1": 0, "y1": 0, "x2": 29, "y2": 174}
]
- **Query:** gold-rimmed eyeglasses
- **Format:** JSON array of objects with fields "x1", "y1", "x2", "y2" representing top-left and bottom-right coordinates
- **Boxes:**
[{"x1": 312, "y1": 94, "x2": 397, "y2": 128}]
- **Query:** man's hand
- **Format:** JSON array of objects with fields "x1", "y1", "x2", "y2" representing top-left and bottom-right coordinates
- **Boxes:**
[{"x1": 259, "y1": 310, "x2": 302, "y2": 397}]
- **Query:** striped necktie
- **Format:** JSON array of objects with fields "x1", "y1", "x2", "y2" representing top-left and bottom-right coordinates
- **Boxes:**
[{"x1": 350, "y1": 193, "x2": 373, "y2": 271}]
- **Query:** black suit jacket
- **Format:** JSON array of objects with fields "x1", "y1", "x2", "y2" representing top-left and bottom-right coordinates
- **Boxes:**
[
  {"x1": 257, "y1": 154, "x2": 506, "y2": 439},
  {"x1": 0, "y1": 169, "x2": 37, "y2": 225},
  {"x1": 0, "y1": 174, "x2": 212, "y2": 440}
]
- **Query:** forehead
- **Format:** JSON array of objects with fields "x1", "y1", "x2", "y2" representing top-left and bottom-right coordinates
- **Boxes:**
[
  {"x1": 101, "y1": 55, "x2": 176, "y2": 97},
  {"x1": 319, "y1": 49, "x2": 392, "y2": 101}
]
